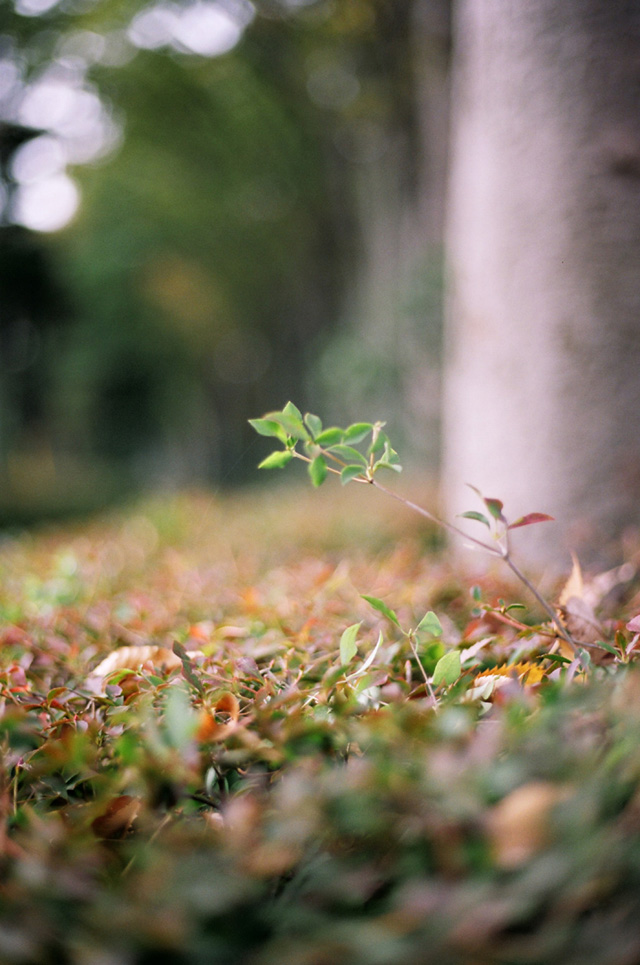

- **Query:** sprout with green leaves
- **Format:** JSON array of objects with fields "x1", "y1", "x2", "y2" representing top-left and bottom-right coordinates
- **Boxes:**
[
  {"x1": 249, "y1": 401, "x2": 401, "y2": 488},
  {"x1": 249, "y1": 403, "x2": 590, "y2": 669}
]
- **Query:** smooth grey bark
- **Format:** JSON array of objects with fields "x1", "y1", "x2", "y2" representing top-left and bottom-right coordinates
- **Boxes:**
[{"x1": 443, "y1": 0, "x2": 640, "y2": 569}]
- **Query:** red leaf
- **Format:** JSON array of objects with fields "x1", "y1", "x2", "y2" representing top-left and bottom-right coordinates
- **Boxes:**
[{"x1": 508, "y1": 513, "x2": 554, "y2": 530}]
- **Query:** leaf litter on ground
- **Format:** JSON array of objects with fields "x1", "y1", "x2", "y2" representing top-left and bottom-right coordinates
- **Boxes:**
[{"x1": 1, "y1": 483, "x2": 640, "y2": 962}]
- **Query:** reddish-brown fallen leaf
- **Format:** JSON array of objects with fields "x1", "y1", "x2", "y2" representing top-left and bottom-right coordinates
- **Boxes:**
[
  {"x1": 197, "y1": 691, "x2": 240, "y2": 741},
  {"x1": 91, "y1": 796, "x2": 141, "y2": 839}
]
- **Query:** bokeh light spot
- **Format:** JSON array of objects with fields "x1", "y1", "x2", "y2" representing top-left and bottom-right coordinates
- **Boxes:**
[
  {"x1": 128, "y1": 1, "x2": 254, "y2": 58},
  {"x1": 10, "y1": 135, "x2": 66, "y2": 184},
  {"x1": 11, "y1": 173, "x2": 79, "y2": 232},
  {"x1": 14, "y1": 0, "x2": 60, "y2": 16}
]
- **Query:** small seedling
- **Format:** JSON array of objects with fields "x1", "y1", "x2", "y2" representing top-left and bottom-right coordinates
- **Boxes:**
[
  {"x1": 335, "y1": 591, "x2": 451, "y2": 708},
  {"x1": 249, "y1": 403, "x2": 585, "y2": 668}
]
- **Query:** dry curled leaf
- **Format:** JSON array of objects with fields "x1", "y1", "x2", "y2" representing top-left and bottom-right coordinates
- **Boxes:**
[
  {"x1": 91, "y1": 645, "x2": 182, "y2": 679},
  {"x1": 559, "y1": 553, "x2": 585, "y2": 607},
  {"x1": 557, "y1": 555, "x2": 604, "y2": 647}
]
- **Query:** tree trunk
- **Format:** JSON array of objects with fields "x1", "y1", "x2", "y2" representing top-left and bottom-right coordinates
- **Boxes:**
[
  {"x1": 443, "y1": 0, "x2": 640, "y2": 569},
  {"x1": 316, "y1": 0, "x2": 451, "y2": 467}
]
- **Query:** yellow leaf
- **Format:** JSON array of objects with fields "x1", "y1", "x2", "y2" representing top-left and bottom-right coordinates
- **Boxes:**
[{"x1": 466, "y1": 662, "x2": 546, "y2": 701}]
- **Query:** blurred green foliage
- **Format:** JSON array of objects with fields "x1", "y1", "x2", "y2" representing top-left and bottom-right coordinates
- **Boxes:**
[{"x1": 0, "y1": 0, "x2": 442, "y2": 522}]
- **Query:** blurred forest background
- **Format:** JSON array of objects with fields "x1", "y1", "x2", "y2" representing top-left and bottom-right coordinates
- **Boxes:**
[{"x1": 0, "y1": 0, "x2": 450, "y2": 524}]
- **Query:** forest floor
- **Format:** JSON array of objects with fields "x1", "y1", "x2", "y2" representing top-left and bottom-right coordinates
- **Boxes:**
[{"x1": 1, "y1": 481, "x2": 640, "y2": 964}]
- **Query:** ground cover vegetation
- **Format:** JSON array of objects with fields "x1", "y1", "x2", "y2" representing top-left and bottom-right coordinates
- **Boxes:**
[{"x1": 2, "y1": 416, "x2": 640, "y2": 963}]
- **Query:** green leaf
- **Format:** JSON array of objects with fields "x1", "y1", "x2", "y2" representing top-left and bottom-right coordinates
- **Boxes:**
[
  {"x1": 373, "y1": 460, "x2": 403, "y2": 474},
  {"x1": 432, "y1": 650, "x2": 461, "y2": 688},
  {"x1": 419, "y1": 639, "x2": 445, "y2": 673},
  {"x1": 343, "y1": 423, "x2": 373, "y2": 444},
  {"x1": 264, "y1": 410, "x2": 309, "y2": 441},
  {"x1": 594, "y1": 639, "x2": 619, "y2": 656},
  {"x1": 309, "y1": 455, "x2": 328, "y2": 487},
  {"x1": 258, "y1": 450, "x2": 294, "y2": 470},
  {"x1": 304, "y1": 412, "x2": 323, "y2": 438},
  {"x1": 283, "y1": 401, "x2": 303, "y2": 421},
  {"x1": 545, "y1": 652, "x2": 572, "y2": 666},
  {"x1": 164, "y1": 684, "x2": 197, "y2": 751},
  {"x1": 417, "y1": 611, "x2": 442, "y2": 636},
  {"x1": 362, "y1": 595, "x2": 400, "y2": 627},
  {"x1": 381, "y1": 442, "x2": 401, "y2": 464},
  {"x1": 485, "y1": 497, "x2": 505, "y2": 520},
  {"x1": 173, "y1": 641, "x2": 204, "y2": 695},
  {"x1": 315, "y1": 427, "x2": 345, "y2": 447},
  {"x1": 104, "y1": 667, "x2": 137, "y2": 684},
  {"x1": 368, "y1": 431, "x2": 388, "y2": 456},
  {"x1": 458, "y1": 510, "x2": 491, "y2": 528},
  {"x1": 340, "y1": 622, "x2": 361, "y2": 665},
  {"x1": 354, "y1": 673, "x2": 375, "y2": 696},
  {"x1": 466, "y1": 485, "x2": 505, "y2": 521},
  {"x1": 326, "y1": 444, "x2": 368, "y2": 466},
  {"x1": 248, "y1": 418, "x2": 287, "y2": 442},
  {"x1": 341, "y1": 464, "x2": 365, "y2": 485},
  {"x1": 114, "y1": 731, "x2": 139, "y2": 765}
]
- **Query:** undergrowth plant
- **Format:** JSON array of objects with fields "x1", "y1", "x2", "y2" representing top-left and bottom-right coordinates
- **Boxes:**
[
  {"x1": 250, "y1": 402, "x2": 620, "y2": 691},
  {"x1": 2, "y1": 423, "x2": 640, "y2": 963}
]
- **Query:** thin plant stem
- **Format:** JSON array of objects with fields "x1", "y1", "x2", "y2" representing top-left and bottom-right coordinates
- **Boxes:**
[
  {"x1": 407, "y1": 634, "x2": 438, "y2": 709},
  {"x1": 371, "y1": 479, "x2": 504, "y2": 557},
  {"x1": 296, "y1": 447, "x2": 504, "y2": 557},
  {"x1": 291, "y1": 440, "x2": 581, "y2": 656},
  {"x1": 486, "y1": 609, "x2": 556, "y2": 636},
  {"x1": 372, "y1": 478, "x2": 580, "y2": 655},
  {"x1": 503, "y1": 555, "x2": 576, "y2": 652}
]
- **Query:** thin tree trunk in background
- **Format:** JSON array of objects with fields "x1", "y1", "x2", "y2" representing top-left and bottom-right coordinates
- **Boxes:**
[
  {"x1": 317, "y1": 0, "x2": 451, "y2": 465},
  {"x1": 443, "y1": 0, "x2": 640, "y2": 569}
]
